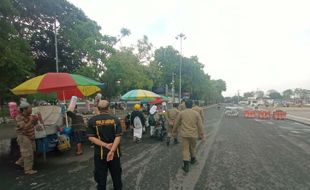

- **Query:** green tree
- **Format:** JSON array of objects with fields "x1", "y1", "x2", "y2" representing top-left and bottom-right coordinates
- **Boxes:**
[
  {"x1": 1, "y1": 0, "x2": 228, "y2": 105},
  {"x1": 136, "y1": 35, "x2": 153, "y2": 64},
  {"x1": 282, "y1": 89, "x2": 293, "y2": 100},
  {"x1": 152, "y1": 46, "x2": 226, "y2": 102},
  {"x1": 255, "y1": 90, "x2": 264, "y2": 98},
  {"x1": 153, "y1": 46, "x2": 179, "y2": 89},
  {"x1": 0, "y1": 0, "x2": 35, "y2": 104},
  {"x1": 117, "y1": 27, "x2": 131, "y2": 45},
  {"x1": 102, "y1": 49, "x2": 153, "y2": 98},
  {"x1": 267, "y1": 90, "x2": 282, "y2": 99},
  {"x1": 75, "y1": 65, "x2": 101, "y2": 81},
  {"x1": 243, "y1": 91, "x2": 255, "y2": 99},
  {"x1": 181, "y1": 56, "x2": 207, "y2": 99},
  {"x1": 145, "y1": 61, "x2": 163, "y2": 90},
  {"x1": 9, "y1": 0, "x2": 115, "y2": 74},
  {"x1": 209, "y1": 79, "x2": 227, "y2": 103}
]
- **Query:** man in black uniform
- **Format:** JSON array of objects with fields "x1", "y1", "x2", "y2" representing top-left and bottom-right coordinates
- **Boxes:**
[{"x1": 87, "y1": 100, "x2": 122, "y2": 190}]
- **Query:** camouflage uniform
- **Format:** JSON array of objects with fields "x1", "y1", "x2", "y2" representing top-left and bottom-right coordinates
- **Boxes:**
[
  {"x1": 178, "y1": 102, "x2": 186, "y2": 111},
  {"x1": 192, "y1": 105, "x2": 205, "y2": 124},
  {"x1": 173, "y1": 108, "x2": 204, "y2": 172},
  {"x1": 166, "y1": 108, "x2": 180, "y2": 145}
]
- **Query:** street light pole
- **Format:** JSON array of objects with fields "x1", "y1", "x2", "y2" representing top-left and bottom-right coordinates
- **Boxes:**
[
  {"x1": 54, "y1": 17, "x2": 59, "y2": 73},
  {"x1": 176, "y1": 33, "x2": 186, "y2": 103},
  {"x1": 172, "y1": 72, "x2": 175, "y2": 103}
]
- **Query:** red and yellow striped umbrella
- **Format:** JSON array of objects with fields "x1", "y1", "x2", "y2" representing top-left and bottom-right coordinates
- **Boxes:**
[{"x1": 11, "y1": 72, "x2": 105, "y2": 100}]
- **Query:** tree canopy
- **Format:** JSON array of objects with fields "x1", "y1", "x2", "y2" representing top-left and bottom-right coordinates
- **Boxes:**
[{"x1": 0, "y1": 0, "x2": 227, "y2": 104}]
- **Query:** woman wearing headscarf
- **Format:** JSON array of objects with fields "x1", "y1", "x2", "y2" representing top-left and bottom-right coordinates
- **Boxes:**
[{"x1": 130, "y1": 104, "x2": 145, "y2": 143}]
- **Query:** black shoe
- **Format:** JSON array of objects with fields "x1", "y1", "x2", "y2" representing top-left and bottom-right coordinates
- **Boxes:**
[
  {"x1": 191, "y1": 157, "x2": 197, "y2": 165},
  {"x1": 135, "y1": 138, "x2": 141, "y2": 143},
  {"x1": 174, "y1": 139, "x2": 179, "y2": 144},
  {"x1": 182, "y1": 161, "x2": 190, "y2": 173},
  {"x1": 166, "y1": 141, "x2": 170, "y2": 146},
  {"x1": 166, "y1": 137, "x2": 171, "y2": 146}
]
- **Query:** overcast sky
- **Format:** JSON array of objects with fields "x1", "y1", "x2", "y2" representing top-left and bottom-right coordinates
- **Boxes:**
[{"x1": 68, "y1": 0, "x2": 310, "y2": 96}]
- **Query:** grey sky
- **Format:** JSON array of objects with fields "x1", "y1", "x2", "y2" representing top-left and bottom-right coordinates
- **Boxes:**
[{"x1": 68, "y1": 0, "x2": 310, "y2": 96}]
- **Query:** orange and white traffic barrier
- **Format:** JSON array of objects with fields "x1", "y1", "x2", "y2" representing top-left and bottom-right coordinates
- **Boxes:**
[
  {"x1": 243, "y1": 110, "x2": 256, "y2": 118},
  {"x1": 258, "y1": 110, "x2": 271, "y2": 119},
  {"x1": 272, "y1": 110, "x2": 287, "y2": 120}
]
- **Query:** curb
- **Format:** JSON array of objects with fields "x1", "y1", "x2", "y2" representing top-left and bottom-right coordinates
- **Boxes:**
[
  {"x1": 203, "y1": 104, "x2": 217, "y2": 109},
  {"x1": 286, "y1": 118, "x2": 310, "y2": 127}
]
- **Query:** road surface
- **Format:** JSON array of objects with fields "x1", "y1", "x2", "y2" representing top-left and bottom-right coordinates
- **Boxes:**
[{"x1": 1, "y1": 106, "x2": 310, "y2": 190}]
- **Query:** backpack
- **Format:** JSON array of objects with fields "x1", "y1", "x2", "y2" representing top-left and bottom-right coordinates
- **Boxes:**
[{"x1": 148, "y1": 114, "x2": 156, "y2": 126}]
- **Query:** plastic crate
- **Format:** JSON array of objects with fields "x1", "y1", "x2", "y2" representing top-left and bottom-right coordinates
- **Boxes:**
[{"x1": 35, "y1": 134, "x2": 58, "y2": 153}]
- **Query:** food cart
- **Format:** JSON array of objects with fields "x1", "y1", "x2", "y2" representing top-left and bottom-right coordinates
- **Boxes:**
[{"x1": 34, "y1": 105, "x2": 63, "y2": 160}]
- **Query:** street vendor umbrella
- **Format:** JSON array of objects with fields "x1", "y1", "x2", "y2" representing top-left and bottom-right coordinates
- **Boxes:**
[
  {"x1": 149, "y1": 95, "x2": 169, "y2": 105},
  {"x1": 11, "y1": 72, "x2": 105, "y2": 100},
  {"x1": 141, "y1": 95, "x2": 169, "y2": 104},
  {"x1": 160, "y1": 95, "x2": 169, "y2": 101},
  {"x1": 121, "y1": 89, "x2": 160, "y2": 101},
  {"x1": 149, "y1": 97, "x2": 163, "y2": 105}
]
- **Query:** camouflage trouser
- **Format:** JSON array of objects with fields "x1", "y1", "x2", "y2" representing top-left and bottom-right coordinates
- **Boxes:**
[
  {"x1": 16, "y1": 135, "x2": 36, "y2": 172},
  {"x1": 182, "y1": 137, "x2": 197, "y2": 161}
]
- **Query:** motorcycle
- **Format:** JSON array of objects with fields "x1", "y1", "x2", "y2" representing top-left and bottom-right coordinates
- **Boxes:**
[{"x1": 151, "y1": 113, "x2": 167, "y2": 141}]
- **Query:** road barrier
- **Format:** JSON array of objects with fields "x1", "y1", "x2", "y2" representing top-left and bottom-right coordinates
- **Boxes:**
[
  {"x1": 258, "y1": 110, "x2": 271, "y2": 119},
  {"x1": 272, "y1": 110, "x2": 287, "y2": 120},
  {"x1": 243, "y1": 109, "x2": 286, "y2": 120},
  {"x1": 243, "y1": 110, "x2": 256, "y2": 118}
]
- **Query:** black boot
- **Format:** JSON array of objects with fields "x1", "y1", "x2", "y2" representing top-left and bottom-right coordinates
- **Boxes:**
[
  {"x1": 174, "y1": 138, "x2": 179, "y2": 144},
  {"x1": 166, "y1": 137, "x2": 170, "y2": 146},
  {"x1": 182, "y1": 161, "x2": 190, "y2": 173},
  {"x1": 191, "y1": 157, "x2": 197, "y2": 165}
]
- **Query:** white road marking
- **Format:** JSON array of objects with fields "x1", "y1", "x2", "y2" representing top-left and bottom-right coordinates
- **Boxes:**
[
  {"x1": 288, "y1": 114, "x2": 310, "y2": 122},
  {"x1": 266, "y1": 121, "x2": 274, "y2": 125},
  {"x1": 294, "y1": 122, "x2": 303, "y2": 126},
  {"x1": 290, "y1": 131, "x2": 301, "y2": 134}
]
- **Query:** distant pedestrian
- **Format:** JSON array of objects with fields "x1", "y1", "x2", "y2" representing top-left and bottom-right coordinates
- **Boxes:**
[
  {"x1": 166, "y1": 103, "x2": 180, "y2": 146},
  {"x1": 173, "y1": 99, "x2": 204, "y2": 173},
  {"x1": 87, "y1": 100, "x2": 122, "y2": 190},
  {"x1": 148, "y1": 105, "x2": 159, "y2": 137},
  {"x1": 192, "y1": 100, "x2": 205, "y2": 125},
  {"x1": 67, "y1": 106, "x2": 87, "y2": 155},
  {"x1": 130, "y1": 104, "x2": 146, "y2": 143},
  {"x1": 15, "y1": 101, "x2": 38, "y2": 175}
]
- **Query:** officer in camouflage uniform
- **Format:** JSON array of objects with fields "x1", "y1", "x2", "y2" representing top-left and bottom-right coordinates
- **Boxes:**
[
  {"x1": 192, "y1": 100, "x2": 205, "y2": 125},
  {"x1": 178, "y1": 99, "x2": 186, "y2": 111},
  {"x1": 166, "y1": 103, "x2": 180, "y2": 146},
  {"x1": 173, "y1": 99, "x2": 204, "y2": 173}
]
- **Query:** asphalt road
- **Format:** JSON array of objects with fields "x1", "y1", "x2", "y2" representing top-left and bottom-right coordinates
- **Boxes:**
[{"x1": 1, "y1": 106, "x2": 310, "y2": 190}]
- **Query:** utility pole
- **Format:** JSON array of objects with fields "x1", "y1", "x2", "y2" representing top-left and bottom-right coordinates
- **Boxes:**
[
  {"x1": 54, "y1": 17, "x2": 59, "y2": 73},
  {"x1": 237, "y1": 90, "x2": 240, "y2": 104},
  {"x1": 176, "y1": 33, "x2": 186, "y2": 103}
]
